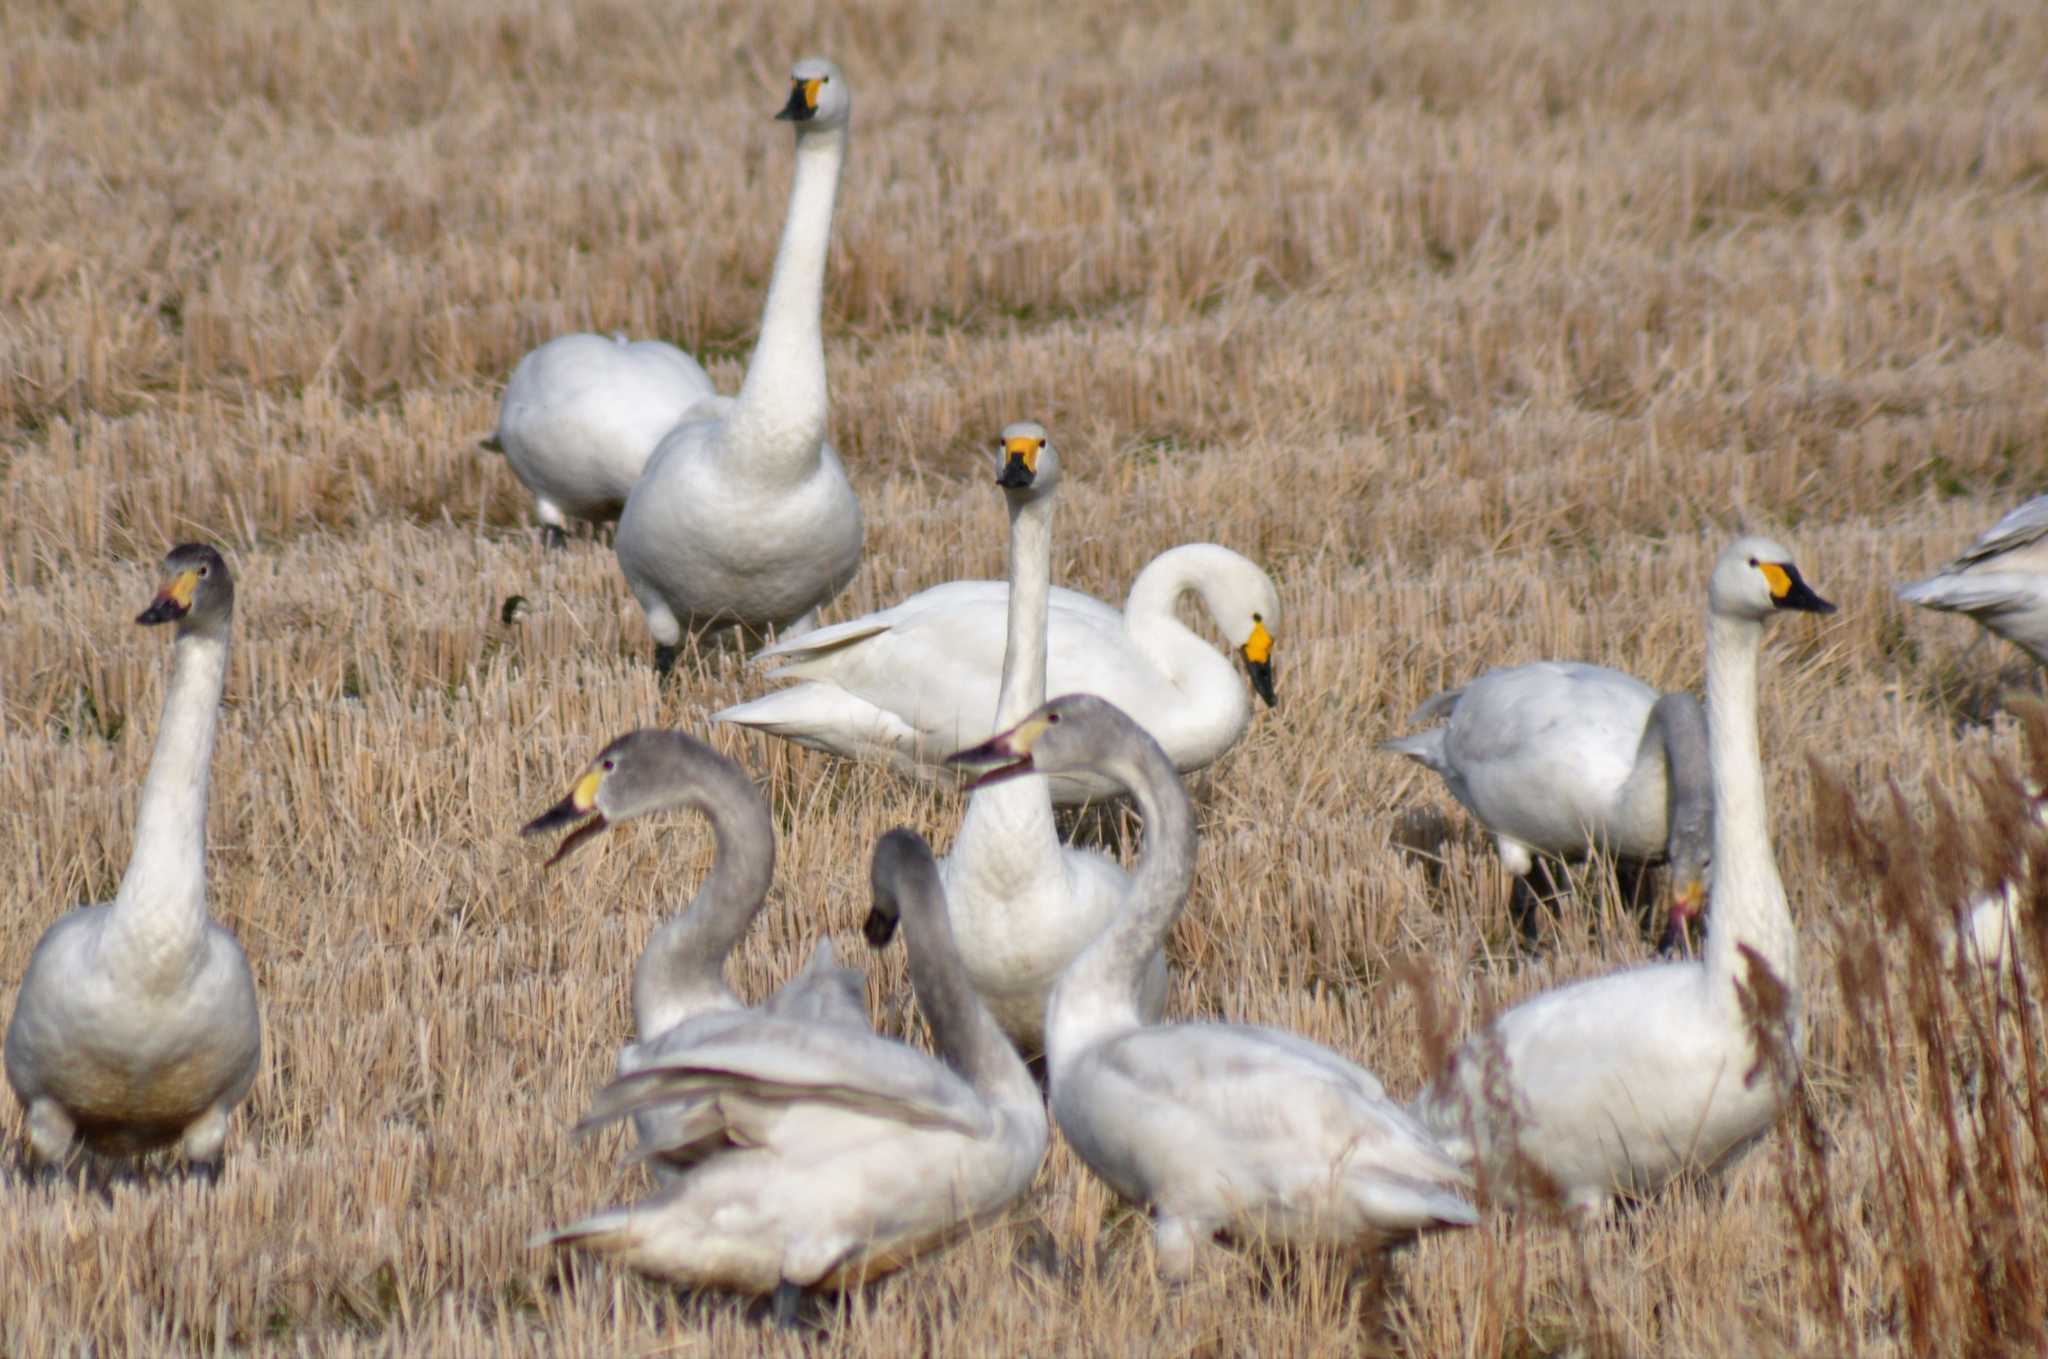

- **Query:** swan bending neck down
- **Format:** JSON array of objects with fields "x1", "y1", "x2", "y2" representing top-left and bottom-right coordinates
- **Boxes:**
[
  {"x1": 951, "y1": 695, "x2": 1475, "y2": 1279},
  {"x1": 4, "y1": 544, "x2": 261, "y2": 1176},
  {"x1": 1414, "y1": 537, "x2": 1835, "y2": 1214},
  {"x1": 615, "y1": 58, "x2": 864, "y2": 672},
  {"x1": 536, "y1": 830, "x2": 1047, "y2": 1322},
  {"x1": 523, "y1": 729, "x2": 869, "y2": 1172},
  {"x1": 940, "y1": 423, "x2": 1165, "y2": 1054},
  {"x1": 1380, "y1": 662, "x2": 1714, "y2": 948},
  {"x1": 714, "y1": 538, "x2": 1282, "y2": 805}
]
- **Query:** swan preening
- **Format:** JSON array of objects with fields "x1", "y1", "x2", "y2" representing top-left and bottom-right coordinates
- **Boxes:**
[
  {"x1": 1381, "y1": 661, "x2": 1713, "y2": 946},
  {"x1": 615, "y1": 58, "x2": 864, "y2": 670},
  {"x1": 522, "y1": 729, "x2": 869, "y2": 1173},
  {"x1": 1414, "y1": 538, "x2": 1833, "y2": 1213},
  {"x1": 485, "y1": 336, "x2": 714, "y2": 546},
  {"x1": 536, "y1": 829, "x2": 1046, "y2": 1321},
  {"x1": 5, "y1": 545, "x2": 261, "y2": 1178},
  {"x1": 715, "y1": 525, "x2": 1281, "y2": 806},
  {"x1": 1898, "y1": 493, "x2": 2048, "y2": 668},
  {"x1": 951, "y1": 694, "x2": 1475, "y2": 1278}
]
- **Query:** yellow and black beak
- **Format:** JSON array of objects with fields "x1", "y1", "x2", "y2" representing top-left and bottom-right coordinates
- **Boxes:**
[
  {"x1": 946, "y1": 714, "x2": 1054, "y2": 790},
  {"x1": 1240, "y1": 616, "x2": 1278, "y2": 708},
  {"x1": 522, "y1": 766, "x2": 609, "y2": 868},
  {"x1": 1659, "y1": 876, "x2": 1706, "y2": 956},
  {"x1": 137, "y1": 569, "x2": 201, "y2": 626},
  {"x1": 996, "y1": 435, "x2": 1043, "y2": 489},
  {"x1": 776, "y1": 77, "x2": 822, "y2": 122},
  {"x1": 1760, "y1": 562, "x2": 1835, "y2": 615}
]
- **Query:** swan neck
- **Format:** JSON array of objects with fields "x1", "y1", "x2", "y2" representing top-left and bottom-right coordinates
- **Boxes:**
[
  {"x1": 993, "y1": 491, "x2": 1053, "y2": 728},
  {"x1": 1643, "y1": 690, "x2": 1712, "y2": 850},
  {"x1": 1048, "y1": 734, "x2": 1194, "y2": 1057},
  {"x1": 630, "y1": 784, "x2": 775, "y2": 1038},
  {"x1": 899, "y1": 863, "x2": 1038, "y2": 1106},
  {"x1": 731, "y1": 124, "x2": 845, "y2": 476},
  {"x1": 108, "y1": 628, "x2": 228, "y2": 976},
  {"x1": 1702, "y1": 611, "x2": 1797, "y2": 1002}
]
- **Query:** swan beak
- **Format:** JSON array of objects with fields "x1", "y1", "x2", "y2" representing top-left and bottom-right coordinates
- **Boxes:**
[
  {"x1": 522, "y1": 769, "x2": 609, "y2": 867},
  {"x1": 1240, "y1": 616, "x2": 1278, "y2": 708},
  {"x1": 862, "y1": 905, "x2": 901, "y2": 947},
  {"x1": 776, "y1": 79, "x2": 822, "y2": 122},
  {"x1": 137, "y1": 569, "x2": 200, "y2": 625},
  {"x1": 1660, "y1": 877, "x2": 1706, "y2": 956},
  {"x1": 1761, "y1": 562, "x2": 1836, "y2": 615},
  {"x1": 995, "y1": 435, "x2": 1042, "y2": 489},
  {"x1": 946, "y1": 715, "x2": 1052, "y2": 789}
]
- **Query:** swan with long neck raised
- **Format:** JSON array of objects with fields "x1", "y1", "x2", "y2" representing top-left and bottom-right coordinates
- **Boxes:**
[
  {"x1": 930, "y1": 423, "x2": 1165, "y2": 1053},
  {"x1": 1413, "y1": 537, "x2": 1834, "y2": 1213},
  {"x1": 5, "y1": 544, "x2": 261, "y2": 1177},
  {"x1": 713, "y1": 508, "x2": 1280, "y2": 805},
  {"x1": 536, "y1": 829, "x2": 1047, "y2": 1322},
  {"x1": 951, "y1": 695, "x2": 1474, "y2": 1279},
  {"x1": 1381, "y1": 661, "x2": 1713, "y2": 946},
  {"x1": 523, "y1": 729, "x2": 869, "y2": 1172},
  {"x1": 615, "y1": 58, "x2": 864, "y2": 671}
]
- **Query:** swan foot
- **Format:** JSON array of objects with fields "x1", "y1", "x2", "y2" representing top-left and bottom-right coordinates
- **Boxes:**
[
  {"x1": 653, "y1": 643, "x2": 682, "y2": 679},
  {"x1": 540, "y1": 523, "x2": 568, "y2": 551}
]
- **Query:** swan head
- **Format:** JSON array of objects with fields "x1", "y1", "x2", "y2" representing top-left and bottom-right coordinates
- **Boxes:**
[
  {"x1": 1176, "y1": 546, "x2": 1282, "y2": 709},
  {"x1": 993, "y1": 420, "x2": 1060, "y2": 498},
  {"x1": 862, "y1": 827, "x2": 939, "y2": 948},
  {"x1": 776, "y1": 58, "x2": 850, "y2": 130},
  {"x1": 947, "y1": 693, "x2": 1162, "y2": 790},
  {"x1": 136, "y1": 543, "x2": 234, "y2": 634},
  {"x1": 522, "y1": 729, "x2": 749, "y2": 868},
  {"x1": 1710, "y1": 536, "x2": 1836, "y2": 622}
]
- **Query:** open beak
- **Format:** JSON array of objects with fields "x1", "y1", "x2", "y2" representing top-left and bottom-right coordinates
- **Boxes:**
[
  {"x1": 1658, "y1": 877, "x2": 1706, "y2": 956},
  {"x1": 946, "y1": 716, "x2": 1050, "y2": 790},
  {"x1": 522, "y1": 769, "x2": 608, "y2": 868},
  {"x1": 137, "y1": 569, "x2": 199, "y2": 625}
]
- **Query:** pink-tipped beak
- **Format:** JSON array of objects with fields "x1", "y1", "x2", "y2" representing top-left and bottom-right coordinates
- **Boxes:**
[
  {"x1": 945, "y1": 733, "x2": 1033, "y2": 790},
  {"x1": 522, "y1": 798, "x2": 609, "y2": 868}
]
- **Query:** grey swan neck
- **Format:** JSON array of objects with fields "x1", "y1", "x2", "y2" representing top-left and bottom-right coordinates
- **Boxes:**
[
  {"x1": 630, "y1": 763, "x2": 779, "y2": 1040},
  {"x1": 107, "y1": 624, "x2": 229, "y2": 983},
  {"x1": 729, "y1": 122, "x2": 847, "y2": 483},
  {"x1": 1628, "y1": 689, "x2": 1711, "y2": 857},
  {"x1": 895, "y1": 852, "x2": 1038, "y2": 1108},
  {"x1": 1046, "y1": 732, "x2": 1195, "y2": 1060},
  {"x1": 1700, "y1": 609, "x2": 1796, "y2": 1011}
]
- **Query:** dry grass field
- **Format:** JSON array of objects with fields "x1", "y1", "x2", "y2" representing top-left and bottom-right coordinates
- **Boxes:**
[{"x1": 5, "y1": 0, "x2": 2048, "y2": 1352}]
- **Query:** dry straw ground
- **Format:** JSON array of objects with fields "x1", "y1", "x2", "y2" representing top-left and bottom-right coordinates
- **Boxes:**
[{"x1": 4, "y1": 0, "x2": 2046, "y2": 1353}]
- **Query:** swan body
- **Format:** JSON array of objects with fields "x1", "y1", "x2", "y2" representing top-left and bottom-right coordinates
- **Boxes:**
[
  {"x1": 1898, "y1": 493, "x2": 2048, "y2": 667},
  {"x1": 1414, "y1": 537, "x2": 1834, "y2": 1213},
  {"x1": 616, "y1": 59, "x2": 863, "y2": 664},
  {"x1": 486, "y1": 334, "x2": 715, "y2": 540},
  {"x1": 5, "y1": 545, "x2": 261, "y2": 1173},
  {"x1": 952, "y1": 695, "x2": 1473, "y2": 1278},
  {"x1": 1381, "y1": 662, "x2": 1713, "y2": 937},
  {"x1": 537, "y1": 830, "x2": 1046, "y2": 1309},
  {"x1": 716, "y1": 541, "x2": 1281, "y2": 804},
  {"x1": 523, "y1": 728, "x2": 870, "y2": 1175}
]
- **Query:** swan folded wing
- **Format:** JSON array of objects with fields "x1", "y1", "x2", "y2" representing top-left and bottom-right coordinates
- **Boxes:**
[
  {"x1": 1950, "y1": 495, "x2": 2048, "y2": 567},
  {"x1": 581, "y1": 1019, "x2": 995, "y2": 1140},
  {"x1": 1897, "y1": 571, "x2": 2048, "y2": 621}
]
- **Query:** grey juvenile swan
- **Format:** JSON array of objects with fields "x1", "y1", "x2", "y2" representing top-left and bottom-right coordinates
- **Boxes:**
[{"x1": 5, "y1": 544, "x2": 261, "y2": 1179}]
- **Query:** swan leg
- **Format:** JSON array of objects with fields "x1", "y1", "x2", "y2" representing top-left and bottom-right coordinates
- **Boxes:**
[
  {"x1": 539, "y1": 523, "x2": 568, "y2": 551},
  {"x1": 769, "y1": 1280, "x2": 808, "y2": 1331},
  {"x1": 1152, "y1": 1213, "x2": 1212, "y2": 1283},
  {"x1": 177, "y1": 1102, "x2": 232, "y2": 1179},
  {"x1": 534, "y1": 498, "x2": 569, "y2": 549},
  {"x1": 22, "y1": 1097, "x2": 78, "y2": 1168},
  {"x1": 653, "y1": 644, "x2": 682, "y2": 678}
]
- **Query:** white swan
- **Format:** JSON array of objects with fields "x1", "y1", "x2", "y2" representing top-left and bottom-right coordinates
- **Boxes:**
[
  {"x1": 1898, "y1": 493, "x2": 2048, "y2": 668},
  {"x1": 1413, "y1": 537, "x2": 1835, "y2": 1214},
  {"x1": 484, "y1": 335, "x2": 715, "y2": 547},
  {"x1": 523, "y1": 729, "x2": 869, "y2": 1175},
  {"x1": 615, "y1": 58, "x2": 864, "y2": 672},
  {"x1": 4, "y1": 544, "x2": 261, "y2": 1178},
  {"x1": 921, "y1": 422, "x2": 1165, "y2": 1054},
  {"x1": 714, "y1": 535, "x2": 1280, "y2": 806},
  {"x1": 1380, "y1": 662, "x2": 1713, "y2": 945},
  {"x1": 951, "y1": 695, "x2": 1475, "y2": 1279},
  {"x1": 536, "y1": 829, "x2": 1047, "y2": 1324}
]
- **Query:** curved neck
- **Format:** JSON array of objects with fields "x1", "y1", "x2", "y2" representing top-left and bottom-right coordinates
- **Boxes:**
[
  {"x1": 729, "y1": 124, "x2": 846, "y2": 480},
  {"x1": 630, "y1": 771, "x2": 777, "y2": 1040},
  {"x1": 1120, "y1": 546, "x2": 1245, "y2": 709},
  {"x1": 1047, "y1": 733, "x2": 1194, "y2": 1058},
  {"x1": 1701, "y1": 612, "x2": 1797, "y2": 1003},
  {"x1": 1637, "y1": 690, "x2": 1711, "y2": 854},
  {"x1": 897, "y1": 858, "x2": 1038, "y2": 1108},
  {"x1": 108, "y1": 627, "x2": 229, "y2": 978}
]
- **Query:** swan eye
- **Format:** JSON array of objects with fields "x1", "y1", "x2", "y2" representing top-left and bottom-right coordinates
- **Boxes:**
[
  {"x1": 1747, "y1": 557, "x2": 1759, "y2": 568},
  {"x1": 602, "y1": 759, "x2": 616, "y2": 772},
  {"x1": 1047, "y1": 712, "x2": 1062, "y2": 725}
]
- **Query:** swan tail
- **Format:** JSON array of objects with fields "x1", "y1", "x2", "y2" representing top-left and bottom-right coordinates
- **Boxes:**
[
  {"x1": 530, "y1": 1206, "x2": 637, "y2": 1253},
  {"x1": 1352, "y1": 1175, "x2": 1480, "y2": 1232},
  {"x1": 752, "y1": 618, "x2": 892, "y2": 668},
  {"x1": 479, "y1": 433, "x2": 504, "y2": 454},
  {"x1": 714, "y1": 684, "x2": 920, "y2": 755},
  {"x1": 1377, "y1": 728, "x2": 1448, "y2": 772},
  {"x1": 1405, "y1": 687, "x2": 1464, "y2": 726},
  {"x1": 1897, "y1": 573, "x2": 2028, "y2": 617}
]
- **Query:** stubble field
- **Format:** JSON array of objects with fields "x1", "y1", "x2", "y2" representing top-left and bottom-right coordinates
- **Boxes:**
[{"x1": 4, "y1": 0, "x2": 2048, "y2": 1353}]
